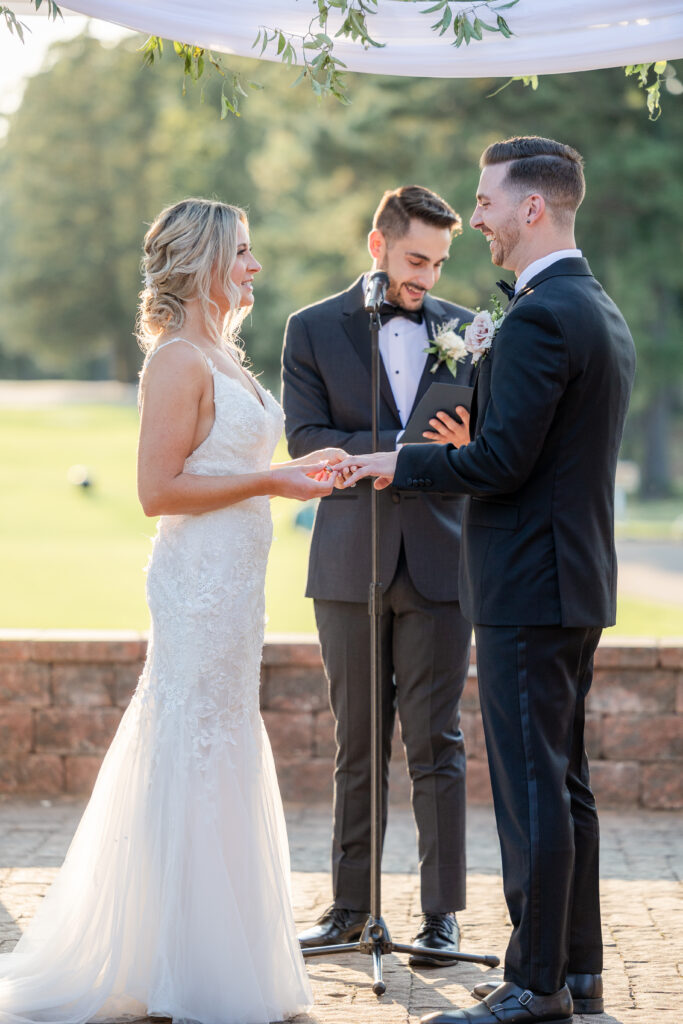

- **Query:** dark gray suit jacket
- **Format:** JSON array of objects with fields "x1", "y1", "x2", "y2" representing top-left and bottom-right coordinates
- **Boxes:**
[
  {"x1": 282, "y1": 277, "x2": 475, "y2": 603},
  {"x1": 395, "y1": 258, "x2": 636, "y2": 627}
]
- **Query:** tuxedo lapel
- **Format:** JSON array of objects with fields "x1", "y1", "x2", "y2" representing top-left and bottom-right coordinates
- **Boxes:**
[
  {"x1": 341, "y1": 278, "x2": 401, "y2": 423},
  {"x1": 404, "y1": 294, "x2": 454, "y2": 420},
  {"x1": 469, "y1": 378, "x2": 479, "y2": 436},
  {"x1": 508, "y1": 257, "x2": 593, "y2": 311},
  {"x1": 471, "y1": 259, "x2": 593, "y2": 434}
]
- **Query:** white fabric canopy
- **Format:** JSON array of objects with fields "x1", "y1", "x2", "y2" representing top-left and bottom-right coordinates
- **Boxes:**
[{"x1": 59, "y1": 0, "x2": 683, "y2": 78}]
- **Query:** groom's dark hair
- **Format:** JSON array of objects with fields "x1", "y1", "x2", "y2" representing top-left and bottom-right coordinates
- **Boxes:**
[
  {"x1": 481, "y1": 136, "x2": 585, "y2": 225},
  {"x1": 373, "y1": 185, "x2": 462, "y2": 242}
]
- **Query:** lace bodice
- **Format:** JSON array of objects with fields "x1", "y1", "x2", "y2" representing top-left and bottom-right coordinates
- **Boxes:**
[{"x1": 137, "y1": 339, "x2": 284, "y2": 769}]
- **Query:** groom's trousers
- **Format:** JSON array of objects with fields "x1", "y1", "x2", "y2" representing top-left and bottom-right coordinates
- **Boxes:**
[
  {"x1": 314, "y1": 545, "x2": 471, "y2": 914},
  {"x1": 474, "y1": 623, "x2": 604, "y2": 995}
]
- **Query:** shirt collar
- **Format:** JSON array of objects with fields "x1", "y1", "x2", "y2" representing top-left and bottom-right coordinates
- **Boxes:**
[
  {"x1": 360, "y1": 274, "x2": 428, "y2": 334},
  {"x1": 515, "y1": 249, "x2": 582, "y2": 294}
]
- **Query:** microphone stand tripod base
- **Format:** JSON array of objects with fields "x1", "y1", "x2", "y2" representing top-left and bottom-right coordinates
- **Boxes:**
[{"x1": 301, "y1": 916, "x2": 499, "y2": 999}]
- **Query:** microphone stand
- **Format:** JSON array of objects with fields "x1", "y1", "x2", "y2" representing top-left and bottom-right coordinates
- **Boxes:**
[{"x1": 302, "y1": 295, "x2": 499, "y2": 997}]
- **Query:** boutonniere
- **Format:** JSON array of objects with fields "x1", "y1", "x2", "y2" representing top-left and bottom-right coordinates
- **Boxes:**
[
  {"x1": 463, "y1": 294, "x2": 506, "y2": 365},
  {"x1": 425, "y1": 318, "x2": 467, "y2": 378}
]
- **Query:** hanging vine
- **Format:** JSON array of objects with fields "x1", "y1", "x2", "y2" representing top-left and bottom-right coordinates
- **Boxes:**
[{"x1": 4, "y1": 0, "x2": 678, "y2": 121}]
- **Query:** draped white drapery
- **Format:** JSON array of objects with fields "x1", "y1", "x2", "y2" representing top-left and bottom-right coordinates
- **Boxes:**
[{"x1": 60, "y1": 1, "x2": 683, "y2": 78}]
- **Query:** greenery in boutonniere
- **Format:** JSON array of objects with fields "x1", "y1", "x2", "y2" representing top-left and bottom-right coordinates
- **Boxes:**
[{"x1": 425, "y1": 318, "x2": 468, "y2": 378}]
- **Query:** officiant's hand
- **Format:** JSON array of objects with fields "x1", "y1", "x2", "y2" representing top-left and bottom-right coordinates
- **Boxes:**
[
  {"x1": 422, "y1": 407, "x2": 470, "y2": 447},
  {"x1": 336, "y1": 450, "x2": 399, "y2": 491}
]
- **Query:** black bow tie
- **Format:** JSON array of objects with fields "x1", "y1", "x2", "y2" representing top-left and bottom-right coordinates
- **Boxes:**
[
  {"x1": 379, "y1": 303, "x2": 424, "y2": 326},
  {"x1": 496, "y1": 279, "x2": 516, "y2": 301}
]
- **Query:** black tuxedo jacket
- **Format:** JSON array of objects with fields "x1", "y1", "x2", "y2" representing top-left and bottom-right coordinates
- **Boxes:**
[
  {"x1": 395, "y1": 258, "x2": 636, "y2": 627},
  {"x1": 282, "y1": 276, "x2": 475, "y2": 602}
]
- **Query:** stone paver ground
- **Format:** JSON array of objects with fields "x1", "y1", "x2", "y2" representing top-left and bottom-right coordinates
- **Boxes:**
[{"x1": 0, "y1": 798, "x2": 681, "y2": 1024}]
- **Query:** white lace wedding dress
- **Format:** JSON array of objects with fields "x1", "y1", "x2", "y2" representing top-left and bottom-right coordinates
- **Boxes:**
[{"x1": 0, "y1": 339, "x2": 312, "y2": 1024}]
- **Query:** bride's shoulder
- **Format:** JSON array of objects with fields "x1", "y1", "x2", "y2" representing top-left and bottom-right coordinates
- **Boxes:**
[
  {"x1": 139, "y1": 338, "x2": 212, "y2": 404},
  {"x1": 142, "y1": 337, "x2": 211, "y2": 381}
]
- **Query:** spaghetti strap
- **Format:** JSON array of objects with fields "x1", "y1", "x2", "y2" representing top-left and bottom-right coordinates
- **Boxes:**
[{"x1": 143, "y1": 337, "x2": 215, "y2": 374}]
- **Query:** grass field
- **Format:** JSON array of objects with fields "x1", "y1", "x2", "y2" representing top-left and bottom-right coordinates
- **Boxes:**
[{"x1": 0, "y1": 405, "x2": 680, "y2": 637}]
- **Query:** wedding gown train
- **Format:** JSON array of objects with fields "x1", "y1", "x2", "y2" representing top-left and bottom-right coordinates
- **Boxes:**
[{"x1": 0, "y1": 339, "x2": 312, "y2": 1024}]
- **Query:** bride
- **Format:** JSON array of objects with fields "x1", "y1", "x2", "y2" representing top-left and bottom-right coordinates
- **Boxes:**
[{"x1": 0, "y1": 198, "x2": 342, "y2": 1024}]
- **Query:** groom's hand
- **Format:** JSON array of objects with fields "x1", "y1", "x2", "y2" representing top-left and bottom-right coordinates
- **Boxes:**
[
  {"x1": 337, "y1": 450, "x2": 399, "y2": 490},
  {"x1": 422, "y1": 406, "x2": 470, "y2": 447}
]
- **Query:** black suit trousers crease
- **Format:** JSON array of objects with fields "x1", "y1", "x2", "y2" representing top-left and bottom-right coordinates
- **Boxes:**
[
  {"x1": 474, "y1": 622, "x2": 604, "y2": 994},
  {"x1": 314, "y1": 546, "x2": 472, "y2": 915}
]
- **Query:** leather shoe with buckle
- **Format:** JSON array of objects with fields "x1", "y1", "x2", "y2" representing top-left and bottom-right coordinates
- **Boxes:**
[
  {"x1": 472, "y1": 973, "x2": 602, "y2": 1014},
  {"x1": 420, "y1": 981, "x2": 573, "y2": 1023},
  {"x1": 408, "y1": 912, "x2": 460, "y2": 967},
  {"x1": 297, "y1": 905, "x2": 368, "y2": 948}
]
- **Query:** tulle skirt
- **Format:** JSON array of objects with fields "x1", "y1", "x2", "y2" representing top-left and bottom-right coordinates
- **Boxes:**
[{"x1": 0, "y1": 688, "x2": 312, "y2": 1024}]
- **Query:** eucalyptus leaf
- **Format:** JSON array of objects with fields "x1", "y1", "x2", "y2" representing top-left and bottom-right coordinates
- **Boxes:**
[{"x1": 3, "y1": 0, "x2": 676, "y2": 123}]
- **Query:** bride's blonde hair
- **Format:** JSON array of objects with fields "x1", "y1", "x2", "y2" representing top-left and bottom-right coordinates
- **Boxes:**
[{"x1": 137, "y1": 198, "x2": 250, "y2": 360}]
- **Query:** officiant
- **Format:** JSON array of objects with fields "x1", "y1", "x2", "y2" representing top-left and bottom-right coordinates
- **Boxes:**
[{"x1": 281, "y1": 185, "x2": 475, "y2": 962}]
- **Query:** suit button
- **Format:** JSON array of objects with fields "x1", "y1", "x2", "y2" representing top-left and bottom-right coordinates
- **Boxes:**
[
  {"x1": 418, "y1": 478, "x2": 425, "y2": 486},
  {"x1": 407, "y1": 477, "x2": 413, "y2": 486},
  {"x1": 391, "y1": 493, "x2": 400, "y2": 504},
  {"x1": 425, "y1": 477, "x2": 433, "y2": 486}
]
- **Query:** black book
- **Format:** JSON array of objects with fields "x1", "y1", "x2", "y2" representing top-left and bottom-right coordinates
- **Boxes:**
[{"x1": 400, "y1": 382, "x2": 474, "y2": 444}]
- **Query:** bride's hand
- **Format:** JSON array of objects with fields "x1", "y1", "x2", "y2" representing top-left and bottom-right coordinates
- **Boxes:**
[
  {"x1": 286, "y1": 447, "x2": 348, "y2": 469},
  {"x1": 269, "y1": 462, "x2": 336, "y2": 501}
]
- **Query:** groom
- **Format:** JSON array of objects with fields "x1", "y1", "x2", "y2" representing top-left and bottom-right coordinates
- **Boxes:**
[
  {"x1": 336, "y1": 138, "x2": 636, "y2": 1023},
  {"x1": 282, "y1": 185, "x2": 475, "y2": 963}
]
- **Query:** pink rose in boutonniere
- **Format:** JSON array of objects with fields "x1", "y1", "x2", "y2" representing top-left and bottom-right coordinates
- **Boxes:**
[
  {"x1": 463, "y1": 294, "x2": 506, "y2": 365},
  {"x1": 425, "y1": 318, "x2": 467, "y2": 378}
]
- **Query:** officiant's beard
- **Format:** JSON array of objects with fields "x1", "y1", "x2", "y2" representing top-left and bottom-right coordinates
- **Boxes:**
[
  {"x1": 387, "y1": 282, "x2": 425, "y2": 310},
  {"x1": 380, "y1": 267, "x2": 427, "y2": 311}
]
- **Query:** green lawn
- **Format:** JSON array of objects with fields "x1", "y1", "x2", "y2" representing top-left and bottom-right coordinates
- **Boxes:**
[
  {"x1": 615, "y1": 497, "x2": 683, "y2": 541},
  {"x1": 0, "y1": 405, "x2": 315, "y2": 632},
  {"x1": 0, "y1": 405, "x2": 679, "y2": 637}
]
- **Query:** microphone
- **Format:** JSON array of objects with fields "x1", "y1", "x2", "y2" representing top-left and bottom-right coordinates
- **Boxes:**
[{"x1": 364, "y1": 271, "x2": 389, "y2": 312}]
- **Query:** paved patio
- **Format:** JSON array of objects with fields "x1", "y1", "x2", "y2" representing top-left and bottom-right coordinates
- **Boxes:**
[{"x1": 0, "y1": 798, "x2": 681, "y2": 1023}]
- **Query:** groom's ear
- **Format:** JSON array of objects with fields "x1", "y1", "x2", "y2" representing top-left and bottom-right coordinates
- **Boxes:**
[
  {"x1": 368, "y1": 228, "x2": 386, "y2": 263},
  {"x1": 524, "y1": 193, "x2": 545, "y2": 225}
]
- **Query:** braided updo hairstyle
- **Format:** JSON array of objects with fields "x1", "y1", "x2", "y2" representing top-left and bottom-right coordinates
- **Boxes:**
[{"x1": 137, "y1": 198, "x2": 250, "y2": 361}]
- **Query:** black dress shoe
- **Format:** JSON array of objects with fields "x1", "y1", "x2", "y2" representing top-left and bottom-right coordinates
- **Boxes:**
[
  {"x1": 472, "y1": 972, "x2": 603, "y2": 1014},
  {"x1": 408, "y1": 912, "x2": 460, "y2": 967},
  {"x1": 297, "y1": 905, "x2": 368, "y2": 948},
  {"x1": 420, "y1": 981, "x2": 573, "y2": 1023}
]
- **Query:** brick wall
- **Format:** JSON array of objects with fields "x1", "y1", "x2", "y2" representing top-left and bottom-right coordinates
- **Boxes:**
[{"x1": 0, "y1": 630, "x2": 681, "y2": 809}]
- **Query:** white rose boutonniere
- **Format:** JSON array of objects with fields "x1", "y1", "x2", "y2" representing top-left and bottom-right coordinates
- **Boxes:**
[
  {"x1": 463, "y1": 295, "x2": 506, "y2": 365},
  {"x1": 425, "y1": 318, "x2": 467, "y2": 378}
]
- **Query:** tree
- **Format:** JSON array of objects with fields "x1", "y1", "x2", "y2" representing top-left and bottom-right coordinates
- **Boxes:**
[
  {"x1": 1, "y1": 32, "x2": 166, "y2": 379},
  {"x1": 1, "y1": 34, "x2": 681, "y2": 490}
]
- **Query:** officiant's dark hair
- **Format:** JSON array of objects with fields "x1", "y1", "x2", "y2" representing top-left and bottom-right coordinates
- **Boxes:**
[
  {"x1": 373, "y1": 185, "x2": 462, "y2": 242},
  {"x1": 481, "y1": 136, "x2": 585, "y2": 225}
]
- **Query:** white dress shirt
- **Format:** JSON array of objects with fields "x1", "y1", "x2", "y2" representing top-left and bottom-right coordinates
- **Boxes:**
[
  {"x1": 514, "y1": 248, "x2": 582, "y2": 294},
  {"x1": 361, "y1": 275, "x2": 430, "y2": 430},
  {"x1": 378, "y1": 314, "x2": 429, "y2": 428}
]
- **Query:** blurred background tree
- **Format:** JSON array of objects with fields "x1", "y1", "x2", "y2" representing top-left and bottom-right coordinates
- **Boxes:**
[{"x1": 0, "y1": 31, "x2": 681, "y2": 494}]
